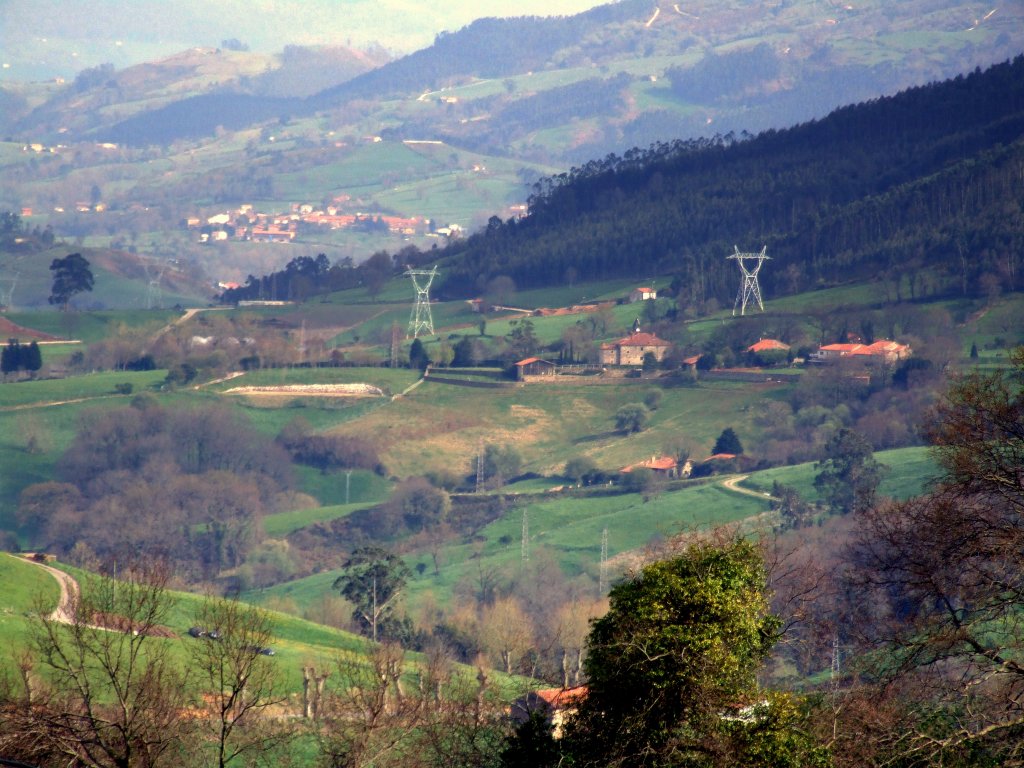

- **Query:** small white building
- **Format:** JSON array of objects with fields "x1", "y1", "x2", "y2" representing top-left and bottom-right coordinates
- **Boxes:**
[{"x1": 629, "y1": 286, "x2": 657, "y2": 303}]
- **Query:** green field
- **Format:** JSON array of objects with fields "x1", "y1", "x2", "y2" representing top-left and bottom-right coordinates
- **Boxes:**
[
  {"x1": 0, "y1": 369, "x2": 167, "y2": 408},
  {"x1": 247, "y1": 444, "x2": 939, "y2": 616},
  {"x1": 738, "y1": 446, "x2": 938, "y2": 501},
  {"x1": 6, "y1": 308, "x2": 182, "y2": 344},
  {"x1": 0, "y1": 555, "x2": 527, "y2": 700},
  {"x1": 327, "y1": 374, "x2": 787, "y2": 479}
]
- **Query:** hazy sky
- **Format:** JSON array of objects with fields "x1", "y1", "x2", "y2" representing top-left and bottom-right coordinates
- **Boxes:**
[{"x1": 0, "y1": 0, "x2": 607, "y2": 80}]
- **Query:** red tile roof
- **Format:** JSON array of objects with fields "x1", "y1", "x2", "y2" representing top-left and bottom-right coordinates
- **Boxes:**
[
  {"x1": 531, "y1": 686, "x2": 588, "y2": 709},
  {"x1": 747, "y1": 339, "x2": 790, "y2": 353},
  {"x1": 617, "y1": 332, "x2": 670, "y2": 348},
  {"x1": 622, "y1": 456, "x2": 677, "y2": 472},
  {"x1": 819, "y1": 343, "x2": 863, "y2": 353}
]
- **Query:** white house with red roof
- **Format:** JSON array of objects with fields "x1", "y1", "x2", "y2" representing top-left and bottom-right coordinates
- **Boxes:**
[{"x1": 629, "y1": 286, "x2": 657, "y2": 302}]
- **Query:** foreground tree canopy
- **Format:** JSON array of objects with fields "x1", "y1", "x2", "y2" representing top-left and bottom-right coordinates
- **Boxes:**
[{"x1": 519, "y1": 537, "x2": 831, "y2": 768}]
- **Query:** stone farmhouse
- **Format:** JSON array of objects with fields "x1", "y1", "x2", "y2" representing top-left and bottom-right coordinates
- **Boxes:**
[{"x1": 600, "y1": 325, "x2": 671, "y2": 366}]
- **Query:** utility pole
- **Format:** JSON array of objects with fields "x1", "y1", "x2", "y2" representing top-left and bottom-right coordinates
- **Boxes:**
[
  {"x1": 599, "y1": 527, "x2": 608, "y2": 594},
  {"x1": 475, "y1": 439, "x2": 485, "y2": 493},
  {"x1": 521, "y1": 509, "x2": 530, "y2": 565}
]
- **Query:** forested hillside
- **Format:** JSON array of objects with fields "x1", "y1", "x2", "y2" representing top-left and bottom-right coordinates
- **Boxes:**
[{"x1": 436, "y1": 56, "x2": 1024, "y2": 305}]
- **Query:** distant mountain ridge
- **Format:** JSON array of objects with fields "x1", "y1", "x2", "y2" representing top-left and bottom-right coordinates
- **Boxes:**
[{"x1": 11, "y1": 0, "x2": 1019, "y2": 154}]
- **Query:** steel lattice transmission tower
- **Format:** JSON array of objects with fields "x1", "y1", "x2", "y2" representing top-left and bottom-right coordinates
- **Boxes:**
[
  {"x1": 144, "y1": 260, "x2": 168, "y2": 310},
  {"x1": 405, "y1": 266, "x2": 438, "y2": 338},
  {"x1": 727, "y1": 245, "x2": 771, "y2": 316}
]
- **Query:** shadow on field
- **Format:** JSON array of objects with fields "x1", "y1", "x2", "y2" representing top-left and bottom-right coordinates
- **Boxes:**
[{"x1": 573, "y1": 430, "x2": 621, "y2": 444}]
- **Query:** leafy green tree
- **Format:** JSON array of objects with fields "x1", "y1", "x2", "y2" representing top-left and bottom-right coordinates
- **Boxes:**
[
  {"x1": 643, "y1": 389, "x2": 662, "y2": 411},
  {"x1": 712, "y1": 427, "x2": 743, "y2": 455},
  {"x1": 501, "y1": 711, "x2": 559, "y2": 768},
  {"x1": 772, "y1": 482, "x2": 815, "y2": 530},
  {"x1": 48, "y1": 253, "x2": 94, "y2": 310},
  {"x1": 1, "y1": 340, "x2": 20, "y2": 375},
  {"x1": 25, "y1": 341, "x2": 42, "y2": 372},
  {"x1": 385, "y1": 477, "x2": 450, "y2": 532},
  {"x1": 482, "y1": 443, "x2": 523, "y2": 487},
  {"x1": 559, "y1": 537, "x2": 830, "y2": 768},
  {"x1": 814, "y1": 427, "x2": 886, "y2": 514},
  {"x1": 615, "y1": 403, "x2": 649, "y2": 434},
  {"x1": 564, "y1": 456, "x2": 599, "y2": 485},
  {"x1": 333, "y1": 546, "x2": 412, "y2": 643},
  {"x1": 409, "y1": 338, "x2": 430, "y2": 371}
]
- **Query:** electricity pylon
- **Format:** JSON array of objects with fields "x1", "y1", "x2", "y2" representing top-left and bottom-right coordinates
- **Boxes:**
[
  {"x1": 727, "y1": 245, "x2": 770, "y2": 316},
  {"x1": 405, "y1": 266, "x2": 438, "y2": 338}
]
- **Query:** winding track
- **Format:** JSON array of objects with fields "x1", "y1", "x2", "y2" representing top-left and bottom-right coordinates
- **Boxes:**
[{"x1": 23, "y1": 556, "x2": 79, "y2": 624}]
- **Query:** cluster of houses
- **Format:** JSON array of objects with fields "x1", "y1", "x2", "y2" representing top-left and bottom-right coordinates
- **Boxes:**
[
  {"x1": 515, "y1": 286, "x2": 913, "y2": 381},
  {"x1": 187, "y1": 201, "x2": 465, "y2": 244}
]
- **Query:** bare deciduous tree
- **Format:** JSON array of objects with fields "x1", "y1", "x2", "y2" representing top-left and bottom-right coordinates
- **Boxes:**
[
  {"x1": 14, "y1": 561, "x2": 193, "y2": 768},
  {"x1": 843, "y1": 348, "x2": 1024, "y2": 764},
  {"x1": 188, "y1": 596, "x2": 293, "y2": 767}
]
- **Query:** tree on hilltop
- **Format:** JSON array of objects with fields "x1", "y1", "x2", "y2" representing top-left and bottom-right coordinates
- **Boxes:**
[{"x1": 49, "y1": 252, "x2": 94, "y2": 311}]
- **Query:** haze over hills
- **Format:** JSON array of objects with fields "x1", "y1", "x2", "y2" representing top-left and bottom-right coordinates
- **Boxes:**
[{"x1": 0, "y1": 0, "x2": 608, "y2": 81}]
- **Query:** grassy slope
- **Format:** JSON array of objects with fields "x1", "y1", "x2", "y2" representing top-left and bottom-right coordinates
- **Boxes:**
[
  {"x1": 0, "y1": 555, "x2": 527, "y2": 700},
  {"x1": 0, "y1": 554, "x2": 60, "y2": 659},
  {"x1": 247, "y1": 445, "x2": 936, "y2": 615},
  {"x1": 326, "y1": 376, "x2": 784, "y2": 479}
]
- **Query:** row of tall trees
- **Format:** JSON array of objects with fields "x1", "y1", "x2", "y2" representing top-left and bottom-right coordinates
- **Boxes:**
[{"x1": 1, "y1": 339, "x2": 42, "y2": 376}]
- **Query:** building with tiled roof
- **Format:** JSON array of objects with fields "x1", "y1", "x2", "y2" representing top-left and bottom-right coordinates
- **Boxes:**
[
  {"x1": 600, "y1": 327, "x2": 672, "y2": 366},
  {"x1": 510, "y1": 686, "x2": 588, "y2": 738},
  {"x1": 621, "y1": 455, "x2": 692, "y2": 478},
  {"x1": 629, "y1": 286, "x2": 657, "y2": 302},
  {"x1": 747, "y1": 338, "x2": 790, "y2": 353},
  {"x1": 810, "y1": 340, "x2": 912, "y2": 365}
]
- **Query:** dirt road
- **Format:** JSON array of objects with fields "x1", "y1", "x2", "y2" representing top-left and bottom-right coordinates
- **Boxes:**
[{"x1": 24, "y1": 557, "x2": 79, "y2": 624}]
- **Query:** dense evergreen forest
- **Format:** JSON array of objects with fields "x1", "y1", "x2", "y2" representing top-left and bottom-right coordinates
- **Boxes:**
[{"x1": 435, "y1": 56, "x2": 1024, "y2": 304}]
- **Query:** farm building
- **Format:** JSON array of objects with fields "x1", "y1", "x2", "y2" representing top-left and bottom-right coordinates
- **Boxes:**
[
  {"x1": 746, "y1": 339, "x2": 790, "y2": 354},
  {"x1": 629, "y1": 286, "x2": 657, "y2": 302},
  {"x1": 514, "y1": 357, "x2": 557, "y2": 380},
  {"x1": 600, "y1": 329, "x2": 671, "y2": 366},
  {"x1": 621, "y1": 456, "x2": 692, "y2": 478},
  {"x1": 810, "y1": 340, "x2": 912, "y2": 365},
  {"x1": 510, "y1": 686, "x2": 588, "y2": 739}
]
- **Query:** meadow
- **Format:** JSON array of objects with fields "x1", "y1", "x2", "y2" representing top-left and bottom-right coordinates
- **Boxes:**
[
  {"x1": 0, "y1": 554, "x2": 527, "y2": 701},
  {"x1": 246, "y1": 444, "x2": 938, "y2": 617}
]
